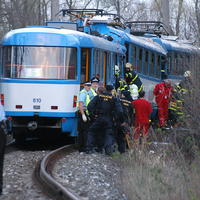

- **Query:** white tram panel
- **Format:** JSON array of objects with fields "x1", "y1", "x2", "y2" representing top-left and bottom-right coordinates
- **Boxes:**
[{"x1": 1, "y1": 83, "x2": 79, "y2": 113}]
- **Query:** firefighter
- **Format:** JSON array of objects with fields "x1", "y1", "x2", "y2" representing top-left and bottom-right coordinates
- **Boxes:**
[
  {"x1": 0, "y1": 104, "x2": 7, "y2": 195},
  {"x1": 153, "y1": 79, "x2": 172, "y2": 128},
  {"x1": 77, "y1": 81, "x2": 92, "y2": 152},
  {"x1": 168, "y1": 83, "x2": 184, "y2": 127},
  {"x1": 114, "y1": 65, "x2": 133, "y2": 101},
  {"x1": 115, "y1": 93, "x2": 133, "y2": 153},
  {"x1": 132, "y1": 90, "x2": 152, "y2": 146},
  {"x1": 86, "y1": 85, "x2": 123, "y2": 155},
  {"x1": 178, "y1": 70, "x2": 192, "y2": 96},
  {"x1": 124, "y1": 63, "x2": 143, "y2": 95}
]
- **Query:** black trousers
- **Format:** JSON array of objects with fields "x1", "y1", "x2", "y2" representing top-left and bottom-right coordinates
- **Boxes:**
[
  {"x1": 0, "y1": 125, "x2": 6, "y2": 194},
  {"x1": 86, "y1": 116, "x2": 114, "y2": 154},
  {"x1": 115, "y1": 125, "x2": 126, "y2": 153},
  {"x1": 77, "y1": 112, "x2": 90, "y2": 152}
]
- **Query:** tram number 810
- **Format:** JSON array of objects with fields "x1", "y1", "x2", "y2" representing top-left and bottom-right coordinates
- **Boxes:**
[{"x1": 33, "y1": 98, "x2": 42, "y2": 103}]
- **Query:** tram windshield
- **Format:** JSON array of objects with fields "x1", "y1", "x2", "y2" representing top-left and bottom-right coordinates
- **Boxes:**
[{"x1": 2, "y1": 46, "x2": 77, "y2": 80}]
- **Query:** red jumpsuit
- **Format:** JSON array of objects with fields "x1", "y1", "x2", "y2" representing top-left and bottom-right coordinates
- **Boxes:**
[
  {"x1": 153, "y1": 82, "x2": 172, "y2": 127},
  {"x1": 132, "y1": 99, "x2": 152, "y2": 139}
]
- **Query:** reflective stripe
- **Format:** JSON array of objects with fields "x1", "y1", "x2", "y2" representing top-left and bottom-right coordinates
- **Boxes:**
[
  {"x1": 177, "y1": 112, "x2": 184, "y2": 115},
  {"x1": 130, "y1": 74, "x2": 138, "y2": 84},
  {"x1": 91, "y1": 88, "x2": 97, "y2": 97},
  {"x1": 161, "y1": 70, "x2": 165, "y2": 72},
  {"x1": 138, "y1": 84, "x2": 143, "y2": 92},
  {"x1": 80, "y1": 90, "x2": 90, "y2": 106},
  {"x1": 169, "y1": 107, "x2": 177, "y2": 111}
]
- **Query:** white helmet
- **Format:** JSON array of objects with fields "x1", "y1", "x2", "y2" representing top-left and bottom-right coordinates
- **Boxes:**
[
  {"x1": 114, "y1": 65, "x2": 120, "y2": 75},
  {"x1": 184, "y1": 71, "x2": 191, "y2": 78},
  {"x1": 125, "y1": 63, "x2": 132, "y2": 69}
]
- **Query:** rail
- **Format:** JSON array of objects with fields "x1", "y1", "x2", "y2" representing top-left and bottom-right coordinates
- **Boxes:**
[{"x1": 35, "y1": 145, "x2": 81, "y2": 200}]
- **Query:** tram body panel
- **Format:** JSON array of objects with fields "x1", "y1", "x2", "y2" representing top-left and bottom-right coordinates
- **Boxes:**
[{"x1": 1, "y1": 82, "x2": 79, "y2": 113}]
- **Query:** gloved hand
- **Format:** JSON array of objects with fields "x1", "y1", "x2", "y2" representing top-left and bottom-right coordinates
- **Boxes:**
[{"x1": 82, "y1": 113, "x2": 87, "y2": 122}]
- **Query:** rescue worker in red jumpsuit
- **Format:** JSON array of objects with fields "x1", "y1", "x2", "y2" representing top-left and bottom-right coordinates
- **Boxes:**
[
  {"x1": 132, "y1": 90, "x2": 152, "y2": 146},
  {"x1": 153, "y1": 79, "x2": 172, "y2": 128}
]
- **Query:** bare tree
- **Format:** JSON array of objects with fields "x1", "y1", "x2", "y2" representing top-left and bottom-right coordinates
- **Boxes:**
[
  {"x1": 195, "y1": 0, "x2": 200, "y2": 44},
  {"x1": 51, "y1": 0, "x2": 59, "y2": 20},
  {"x1": 175, "y1": 0, "x2": 183, "y2": 35}
]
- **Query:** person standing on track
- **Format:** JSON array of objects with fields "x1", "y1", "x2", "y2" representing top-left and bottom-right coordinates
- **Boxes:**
[
  {"x1": 86, "y1": 85, "x2": 123, "y2": 155},
  {"x1": 153, "y1": 79, "x2": 172, "y2": 129},
  {"x1": 0, "y1": 103, "x2": 7, "y2": 195},
  {"x1": 132, "y1": 91, "x2": 152, "y2": 146},
  {"x1": 77, "y1": 81, "x2": 92, "y2": 152}
]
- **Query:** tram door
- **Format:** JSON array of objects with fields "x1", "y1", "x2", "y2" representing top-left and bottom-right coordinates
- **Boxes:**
[
  {"x1": 81, "y1": 48, "x2": 90, "y2": 84},
  {"x1": 103, "y1": 52, "x2": 107, "y2": 86}
]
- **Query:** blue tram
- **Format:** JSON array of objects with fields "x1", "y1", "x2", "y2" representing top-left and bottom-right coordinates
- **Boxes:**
[
  {"x1": 0, "y1": 9, "x2": 199, "y2": 142},
  {"x1": 0, "y1": 26, "x2": 125, "y2": 142}
]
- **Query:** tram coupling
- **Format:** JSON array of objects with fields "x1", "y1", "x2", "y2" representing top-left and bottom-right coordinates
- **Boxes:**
[{"x1": 27, "y1": 121, "x2": 38, "y2": 131}]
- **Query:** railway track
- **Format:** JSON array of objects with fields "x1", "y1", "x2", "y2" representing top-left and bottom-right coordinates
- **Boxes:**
[{"x1": 34, "y1": 145, "x2": 82, "y2": 200}]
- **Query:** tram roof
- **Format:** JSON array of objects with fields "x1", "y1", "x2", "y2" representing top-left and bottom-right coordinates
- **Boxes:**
[
  {"x1": 91, "y1": 24, "x2": 167, "y2": 55},
  {"x1": 2, "y1": 27, "x2": 126, "y2": 54},
  {"x1": 152, "y1": 37, "x2": 200, "y2": 54},
  {"x1": 126, "y1": 34, "x2": 167, "y2": 55}
]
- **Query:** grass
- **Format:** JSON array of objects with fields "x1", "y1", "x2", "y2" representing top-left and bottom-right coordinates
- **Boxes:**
[{"x1": 117, "y1": 146, "x2": 200, "y2": 200}]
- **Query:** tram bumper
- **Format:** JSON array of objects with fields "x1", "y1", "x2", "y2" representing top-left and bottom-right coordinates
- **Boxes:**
[{"x1": 8, "y1": 116, "x2": 78, "y2": 136}]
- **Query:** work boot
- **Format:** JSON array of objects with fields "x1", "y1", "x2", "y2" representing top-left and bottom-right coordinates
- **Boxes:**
[{"x1": 105, "y1": 146, "x2": 113, "y2": 156}]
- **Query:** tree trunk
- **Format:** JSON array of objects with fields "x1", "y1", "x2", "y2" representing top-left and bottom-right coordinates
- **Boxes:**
[
  {"x1": 176, "y1": 0, "x2": 183, "y2": 35},
  {"x1": 51, "y1": 0, "x2": 59, "y2": 21},
  {"x1": 195, "y1": 0, "x2": 200, "y2": 44}
]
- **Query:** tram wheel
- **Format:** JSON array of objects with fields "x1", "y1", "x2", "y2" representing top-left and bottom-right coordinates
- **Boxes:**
[{"x1": 13, "y1": 128, "x2": 26, "y2": 145}]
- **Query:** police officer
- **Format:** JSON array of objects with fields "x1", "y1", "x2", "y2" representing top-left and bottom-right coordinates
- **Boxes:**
[
  {"x1": 86, "y1": 85, "x2": 123, "y2": 155},
  {"x1": 90, "y1": 77, "x2": 99, "y2": 98},
  {"x1": 125, "y1": 63, "x2": 143, "y2": 95},
  {"x1": 0, "y1": 104, "x2": 6, "y2": 195},
  {"x1": 77, "y1": 81, "x2": 92, "y2": 152}
]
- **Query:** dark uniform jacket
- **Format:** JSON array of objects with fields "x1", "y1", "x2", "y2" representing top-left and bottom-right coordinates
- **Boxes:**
[
  {"x1": 88, "y1": 92, "x2": 123, "y2": 120},
  {"x1": 119, "y1": 97, "x2": 133, "y2": 125}
]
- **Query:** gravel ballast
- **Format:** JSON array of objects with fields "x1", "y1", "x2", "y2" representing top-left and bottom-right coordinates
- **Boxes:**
[
  {"x1": 1, "y1": 148, "x2": 53, "y2": 200},
  {"x1": 53, "y1": 151, "x2": 127, "y2": 200}
]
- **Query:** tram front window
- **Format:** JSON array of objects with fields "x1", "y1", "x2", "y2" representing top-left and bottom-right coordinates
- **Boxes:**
[{"x1": 2, "y1": 46, "x2": 77, "y2": 80}]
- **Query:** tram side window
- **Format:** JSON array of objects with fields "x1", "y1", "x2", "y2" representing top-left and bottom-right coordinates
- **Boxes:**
[
  {"x1": 129, "y1": 45, "x2": 134, "y2": 65},
  {"x1": 167, "y1": 53, "x2": 172, "y2": 74},
  {"x1": 119, "y1": 55, "x2": 124, "y2": 74},
  {"x1": 133, "y1": 46, "x2": 137, "y2": 67},
  {"x1": 182, "y1": 53, "x2": 187, "y2": 72},
  {"x1": 112, "y1": 53, "x2": 117, "y2": 67},
  {"x1": 81, "y1": 48, "x2": 90, "y2": 83},
  {"x1": 125, "y1": 43, "x2": 129, "y2": 63},
  {"x1": 3, "y1": 46, "x2": 77, "y2": 80},
  {"x1": 178, "y1": 54, "x2": 184, "y2": 75},
  {"x1": 138, "y1": 48, "x2": 143, "y2": 73},
  {"x1": 172, "y1": 53, "x2": 178, "y2": 75},
  {"x1": 2, "y1": 46, "x2": 11, "y2": 77},
  {"x1": 155, "y1": 54, "x2": 161, "y2": 78},
  {"x1": 106, "y1": 52, "x2": 111, "y2": 83},
  {"x1": 66, "y1": 48, "x2": 77, "y2": 79},
  {"x1": 144, "y1": 51, "x2": 148, "y2": 75},
  {"x1": 185, "y1": 54, "x2": 190, "y2": 72},
  {"x1": 149, "y1": 52, "x2": 155, "y2": 77},
  {"x1": 0, "y1": 47, "x2": 2, "y2": 74},
  {"x1": 94, "y1": 49, "x2": 104, "y2": 83}
]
